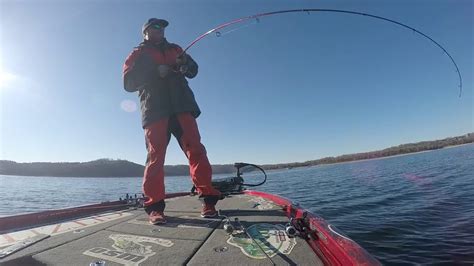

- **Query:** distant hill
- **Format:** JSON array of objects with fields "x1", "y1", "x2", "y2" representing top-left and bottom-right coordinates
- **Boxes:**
[
  {"x1": 0, "y1": 159, "x2": 236, "y2": 178},
  {"x1": 0, "y1": 159, "x2": 145, "y2": 177},
  {"x1": 0, "y1": 133, "x2": 472, "y2": 177}
]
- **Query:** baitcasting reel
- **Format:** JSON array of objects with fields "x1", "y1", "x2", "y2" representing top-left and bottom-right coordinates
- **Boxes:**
[
  {"x1": 285, "y1": 220, "x2": 298, "y2": 237},
  {"x1": 220, "y1": 210, "x2": 238, "y2": 235},
  {"x1": 223, "y1": 218, "x2": 236, "y2": 234},
  {"x1": 285, "y1": 212, "x2": 318, "y2": 240}
]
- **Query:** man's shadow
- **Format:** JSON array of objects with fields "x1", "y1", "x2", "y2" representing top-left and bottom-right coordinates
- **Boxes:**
[{"x1": 138, "y1": 215, "x2": 222, "y2": 229}]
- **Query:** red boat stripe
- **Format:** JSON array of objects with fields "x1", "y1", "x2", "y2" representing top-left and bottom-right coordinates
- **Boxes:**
[
  {"x1": 51, "y1": 224, "x2": 62, "y2": 234},
  {"x1": 92, "y1": 216, "x2": 105, "y2": 222},
  {"x1": 73, "y1": 221, "x2": 88, "y2": 226},
  {"x1": 2, "y1": 234, "x2": 15, "y2": 243},
  {"x1": 30, "y1": 229, "x2": 41, "y2": 236}
]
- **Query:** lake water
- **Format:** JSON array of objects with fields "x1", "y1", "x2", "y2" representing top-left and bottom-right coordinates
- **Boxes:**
[{"x1": 1, "y1": 144, "x2": 473, "y2": 264}]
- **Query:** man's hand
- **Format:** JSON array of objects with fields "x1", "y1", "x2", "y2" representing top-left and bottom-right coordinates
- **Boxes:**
[
  {"x1": 176, "y1": 54, "x2": 188, "y2": 66},
  {"x1": 178, "y1": 65, "x2": 189, "y2": 74}
]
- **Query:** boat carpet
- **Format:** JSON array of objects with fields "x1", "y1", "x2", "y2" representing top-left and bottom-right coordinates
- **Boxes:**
[{"x1": 1, "y1": 194, "x2": 323, "y2": 265}]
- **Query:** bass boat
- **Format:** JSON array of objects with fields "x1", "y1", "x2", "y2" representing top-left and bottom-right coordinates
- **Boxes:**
[{"x1": 0, "y1": 163, "x2": 380, "y2": 265}]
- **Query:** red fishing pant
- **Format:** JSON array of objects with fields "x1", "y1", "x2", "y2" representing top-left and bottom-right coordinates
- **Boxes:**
[{"x1": 142, "y1": 113, "x2": 221, "y2": 207}]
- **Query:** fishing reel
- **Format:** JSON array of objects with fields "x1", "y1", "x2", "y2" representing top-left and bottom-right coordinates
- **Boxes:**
[
  {"x1": 221, "y1": 214, "x2": 277, "y2": 264},
  {"x1": 285, "y1": 212, "x2": 318, "y2": 240},
  {"x1": 285, "y1": 221, "x2": 298, "y2": 237},
  {"x1": 223, "y1": 218, "x2": 236, "y2": 234},
  {"x1": 220, "y1": 210, "x2": 239, "y2": 235},
  {"x1": 220, "y1": 210, "x2": 247, "y2": 235}
]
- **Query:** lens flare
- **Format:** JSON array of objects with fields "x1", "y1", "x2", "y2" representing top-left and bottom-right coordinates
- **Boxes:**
[{"x1": 120, "y1": 100, "x2": 137, "y2": 113}]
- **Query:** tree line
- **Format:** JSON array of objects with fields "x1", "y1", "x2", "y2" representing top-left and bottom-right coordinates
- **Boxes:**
[
  {"x1": 0, "y1": 133, "x2": 472, "y2": 177},
  {"x1": 262, "y1": 133, "x2": 474, "y2": 170}
]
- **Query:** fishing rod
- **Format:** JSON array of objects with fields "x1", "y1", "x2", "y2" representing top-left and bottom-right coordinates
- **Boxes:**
[
  {"x1": 235, "y1": 218, "x2": 276, "y2": 265},
  {"x1": 221, "y1": 215, "x2": 276, "y2": 265},
  {"x1": 182, "y1": 9, "x2": 463, "y2": 97}
]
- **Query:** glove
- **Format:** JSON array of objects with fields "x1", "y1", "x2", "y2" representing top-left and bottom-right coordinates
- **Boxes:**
[
  {"x1": 176, "y1": 54, "x2": 188, "y2": 66},
  {"x1": 178, "y1": 65, "x2": 189, "y2": 74},
  {"x1": 157, "y1": 65, "x2": 170, "y2": 78}
]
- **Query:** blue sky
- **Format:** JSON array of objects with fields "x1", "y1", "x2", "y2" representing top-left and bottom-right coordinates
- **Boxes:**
[{"x1": 0, "y1": 0, "x2": 472, "y2": 165}]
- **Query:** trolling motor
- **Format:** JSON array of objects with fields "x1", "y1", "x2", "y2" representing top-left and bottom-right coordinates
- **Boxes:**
[
  {"x1": 218, "y1": 162, "x2": 267, "y2": 193},
  {"x1": 199, "y1": 162, "x2": 267, "y2": 195}
]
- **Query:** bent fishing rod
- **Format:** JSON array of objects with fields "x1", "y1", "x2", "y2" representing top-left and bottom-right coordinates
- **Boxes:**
[{"x1": 181, "y1": 9, "x2": 463, "y2": 97}]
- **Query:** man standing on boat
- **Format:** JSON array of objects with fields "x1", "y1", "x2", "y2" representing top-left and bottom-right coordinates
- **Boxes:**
[{"x1": 122, "y1": 18, "x2": 221, "y2": 224}]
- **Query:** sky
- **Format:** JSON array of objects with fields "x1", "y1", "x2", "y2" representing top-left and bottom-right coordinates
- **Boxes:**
[{"x1": 0, "y1": 0, "x2": 472, "y2": 166}]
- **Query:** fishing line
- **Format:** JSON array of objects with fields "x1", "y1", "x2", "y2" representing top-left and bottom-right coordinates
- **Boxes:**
[
  {"x1": 215, "y1": 19, "x2": 260, "y2": 37},
  {"x1": 182, "y1": 9, "x2": 463, "y2": 97}
]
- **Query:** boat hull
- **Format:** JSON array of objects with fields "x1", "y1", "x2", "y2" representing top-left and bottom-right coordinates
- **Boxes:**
[{"x1": 244, "y1": 190, "x2": 380, "y2": 265}]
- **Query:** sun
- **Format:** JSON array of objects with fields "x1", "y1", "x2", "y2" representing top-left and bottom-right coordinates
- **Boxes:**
[{"x1": 0, "y1": 66, "x2": 18, "y2": 90}]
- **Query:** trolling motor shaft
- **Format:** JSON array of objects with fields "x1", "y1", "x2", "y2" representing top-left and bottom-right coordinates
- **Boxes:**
[{"x1": 192, "y1": 162, "x2": 267, "y2": 195}]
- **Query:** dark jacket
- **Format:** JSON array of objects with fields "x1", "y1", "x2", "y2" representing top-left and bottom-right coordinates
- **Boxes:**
[{"x1": 123, "y1": 39, "x2": 200, "y2": 128}]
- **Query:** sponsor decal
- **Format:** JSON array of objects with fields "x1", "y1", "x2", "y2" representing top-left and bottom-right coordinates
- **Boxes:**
[
  {"x1": 227, "y1": 223, "x2": 296, "y2": 259},
  {"x1": 249, "y1": 197, "x2": 277, "y2": 210},
  {"x1": 0, "y1": 211, "x2": 132, "y2": 248},
  {"x1": 83, "y1": 234, "x2": 173, "y2": 265}
]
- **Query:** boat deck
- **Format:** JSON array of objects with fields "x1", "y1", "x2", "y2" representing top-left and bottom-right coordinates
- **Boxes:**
[{"x1": 1, "y1": 194, "x2": 323, "y2": 265}]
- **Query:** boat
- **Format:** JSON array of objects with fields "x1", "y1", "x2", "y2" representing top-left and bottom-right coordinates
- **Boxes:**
[{"x1": 0, "y1": 163, "x2": 380, "y2": 265}]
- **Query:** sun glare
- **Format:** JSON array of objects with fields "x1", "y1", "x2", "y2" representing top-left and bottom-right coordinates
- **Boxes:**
[
  {"x1": 0, "y1": 67, "x2": 18, "y2": 90},
  {"x1": 120, "y1": 99, "x2": 137, "y2": 113}
]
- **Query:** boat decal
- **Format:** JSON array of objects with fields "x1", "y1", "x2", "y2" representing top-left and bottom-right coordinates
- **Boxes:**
[
  {"x1": 83, "y1": 234, "x2": 173, "y2": 266},
  {"x1": 0, "y1": 211, "x2": 133, "y2": 248},
  {"x1": 227, "y1": 223, "x2": 296, "y2": 259},
  {"x1": 250, "y1": 197, "x2": 277, "y2": 210}
]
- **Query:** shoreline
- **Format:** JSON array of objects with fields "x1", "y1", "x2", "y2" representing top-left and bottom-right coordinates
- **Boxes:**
[
  {"x1": 1, "y1": 142, "x2": 472, "y2": 178},
  {"x1": 271, "y1": 142, "x2": 474, "y2": 170},
  {"x1": 309, "y1": 142, "x2": 474, "y2": 167}
]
